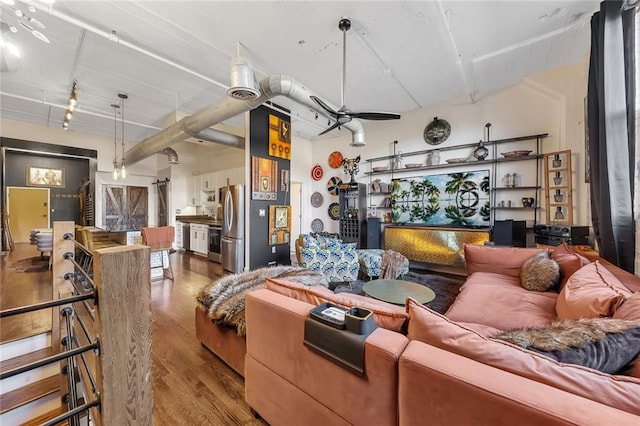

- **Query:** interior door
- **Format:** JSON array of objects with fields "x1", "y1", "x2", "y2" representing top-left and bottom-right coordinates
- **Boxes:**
[
  {"x1": 7, "y1": 187, "x2": 49, "y2": 243},
  {"x1": 127, "y1": 186, "x2": 148, "y2": 230},
  {"x1": 103, "y1": 185, "x2": 125, "y2": 231},
  {"x1": 156, "y1": 181, "x2": 168, "y2": 227}
]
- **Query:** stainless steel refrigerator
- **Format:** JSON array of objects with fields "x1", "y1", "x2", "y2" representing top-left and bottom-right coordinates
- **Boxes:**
[{"x1": 220, "y1": 184, "x2": 245, "y2": 272}]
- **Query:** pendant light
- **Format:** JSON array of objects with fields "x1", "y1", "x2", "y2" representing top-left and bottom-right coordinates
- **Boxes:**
[
  {"x1": 118, "y1": 93, "x2": 128, "y2": 179},
  {"x1": 111, "y1": 102, "x2": 120, "y2": 180}
]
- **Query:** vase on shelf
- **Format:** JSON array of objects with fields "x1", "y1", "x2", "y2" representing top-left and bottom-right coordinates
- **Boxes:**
[
  {"x1": 553, "y1": 172, "x2": 562, "y2": 185},
  {"x1": 554, "y1": 189, "x2": 563, "y2": 202},
  {"x1": 554, "y1": 206, "x2": 565, "y2": 220},
  {"x1": 552, "y1": 154, "x2": 562, "y2": 168}
]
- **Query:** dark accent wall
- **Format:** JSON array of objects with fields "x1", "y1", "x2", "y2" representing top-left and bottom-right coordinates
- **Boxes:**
[
  {"x1": 248, "y1": 105, "x2": 292, "y2": 269},
  {"x1": 1, "y1": 138, "x2": 96, "y2": 227}
]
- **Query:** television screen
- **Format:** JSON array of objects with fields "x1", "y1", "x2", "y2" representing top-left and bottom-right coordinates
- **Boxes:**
[{"x1": 390, "y1": 170, "x2": 490, "y2": 226}]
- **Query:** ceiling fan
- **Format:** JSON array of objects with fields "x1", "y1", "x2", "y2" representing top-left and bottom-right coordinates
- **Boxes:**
[{"x1": 311, "y1": 18, "x2": 401, "y2": 136}]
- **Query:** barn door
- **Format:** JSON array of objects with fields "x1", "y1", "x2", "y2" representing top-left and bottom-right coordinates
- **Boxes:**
[
  {"x1": 103, "y1": 185, "x2": 148, "y2": 230},
  {"x1": 156, "y1": 180, "x2": 168, "y2": 227}
]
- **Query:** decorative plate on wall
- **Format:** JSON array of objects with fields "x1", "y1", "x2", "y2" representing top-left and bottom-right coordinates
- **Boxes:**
[
  {"x1": 326, "y1": 176, "x2": 342, "y2": 196},
  {"x1": 328, "y1": 151, "x2": 344, "y2": 169},
  {"x1": 423, "y1": 116, "x2": 451, "y2": 145},
  {"x1": 311, "y1": 164, "x2": 324, "y2": 181},
  {"x1": 328, "y1": 202, "x2": 340, "y2": 220},
  {"x1": 311, "y1": 218, "x2": 324, "y2": 233},
  {"x1": 310, "y1": 191, "x2": 324, "y2": 207}
]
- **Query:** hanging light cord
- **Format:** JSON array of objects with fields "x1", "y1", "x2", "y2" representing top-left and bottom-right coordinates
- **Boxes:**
[{"x1": 118, "y1": 93, "x2": 128, "y2": 178}]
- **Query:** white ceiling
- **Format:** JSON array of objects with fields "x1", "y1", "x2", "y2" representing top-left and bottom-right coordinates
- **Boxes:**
[{"x1": 0, "y1": 0, "x2": 599, "y2": 148}]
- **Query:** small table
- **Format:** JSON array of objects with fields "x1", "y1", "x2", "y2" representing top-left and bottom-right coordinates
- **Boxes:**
[{"x1": 362, "y1": 279, "x2": 436, "y2": 305}]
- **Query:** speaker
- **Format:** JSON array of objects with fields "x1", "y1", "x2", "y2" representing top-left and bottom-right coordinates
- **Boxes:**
[{"x1": 493, "y1": 220, "x2": 527, "y2": 247}]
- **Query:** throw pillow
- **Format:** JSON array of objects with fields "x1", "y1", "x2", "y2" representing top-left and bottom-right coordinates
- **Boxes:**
[
  {"x1": 494, "y1": 318, "x2": 640, "y2": 374},
  {"x1": 556, "y1": 261, "x2": 632, "y2": 320},
  {"x1": 464, "y1": 244, "x2": 547, "y2": 277},
  {"x1": 266, "y1": 277, "x2": 407, "y2": 331},
  {"x1": 613, "y1": 292, "x2": 640, "y2": 321},
  {"x1": 300, "y1": 246, "x2": 359, "y2": 282},
  {"x1": 405, "y1": 298, "x2": 640, "y2": 415},
  {"x1": 520, "y1": 251, "x2": 560, "y2": 291},
  {"x1": 550, "y1": 242, "x2": 591, "y2": 289}
]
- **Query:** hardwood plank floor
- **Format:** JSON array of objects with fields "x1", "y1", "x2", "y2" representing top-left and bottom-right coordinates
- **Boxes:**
[{"x1": 1, "y1": 244, "x2": 267, "y2": 425}]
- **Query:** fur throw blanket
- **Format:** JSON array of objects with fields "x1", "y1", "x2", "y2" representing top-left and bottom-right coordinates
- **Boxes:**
[{"x1": 196, "y1": 266, "x2": 328, "y2": 336}]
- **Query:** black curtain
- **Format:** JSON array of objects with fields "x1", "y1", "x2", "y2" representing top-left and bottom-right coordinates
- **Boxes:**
[{"x1": 587, "y1": 1, "x2": 636, "y2": 273}]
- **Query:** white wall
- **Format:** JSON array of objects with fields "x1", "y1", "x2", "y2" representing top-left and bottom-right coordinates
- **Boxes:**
[{"x1": 307, "y1": 61, "x2": 589, "y2": 233}]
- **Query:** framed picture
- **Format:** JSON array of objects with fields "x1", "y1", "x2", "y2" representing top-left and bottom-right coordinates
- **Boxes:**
[
  {"x1": 26, "y1": 166, "x2": 65, "y2": 188},
  {"x1": 269, "y1": 205, "x2": 291, "y2": 245}
]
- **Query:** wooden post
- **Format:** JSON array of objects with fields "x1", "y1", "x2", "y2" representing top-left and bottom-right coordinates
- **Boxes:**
[
  {"x1": 93, "y1": 244, "x2": 152, "y2": 425},
  {"x1": 52, "y1": 222, "x2": 74, "y2": 357}
]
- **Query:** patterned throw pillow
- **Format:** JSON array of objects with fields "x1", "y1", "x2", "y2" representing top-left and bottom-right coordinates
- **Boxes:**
[
  {"x1": 300, "y1": 246, "x2": 359, "y2": 282},
  {"x1": 520, "y1": 251, "x2": 560, "y2": 291}
]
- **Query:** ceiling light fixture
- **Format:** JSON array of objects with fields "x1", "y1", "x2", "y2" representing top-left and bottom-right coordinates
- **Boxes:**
[
  {"x1": 0, "y1": 1, "x2": 50, "y2": 44},
  {"x1": 118, "y1": 93, "x2": 128, "y2": 179},
  {"x1": 0, "y1": 21, "x2": 20, "y2": 57},
  {"x1": 62, "y1": 79, "x2": 77, "y2": 130},
  {"x1": 111, "y1": 102, "x2": 120, "y2": 180}
]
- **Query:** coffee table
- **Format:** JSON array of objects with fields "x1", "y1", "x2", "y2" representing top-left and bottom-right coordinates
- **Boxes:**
[{"x1": 362, "y1": 279, "x2": 436, "y2": 305}]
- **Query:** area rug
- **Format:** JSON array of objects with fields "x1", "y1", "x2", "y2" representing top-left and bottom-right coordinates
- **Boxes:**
[
  {"x1": 9, "y1": 256, "x2": 50, "y2": 273},
  {"x1": 333, "y1": 271, "x2": 465, "y2": 314}
]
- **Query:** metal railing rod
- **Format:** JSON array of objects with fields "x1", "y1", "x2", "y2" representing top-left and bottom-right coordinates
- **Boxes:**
[
  {"x1": 67, "y1": 279, "x2": 96, "y2": 322},
  {"x1": 72, "y1": 334, "x2": 97, "y2": 395},
  {"x1": 73, "y1": 307, "x2": 93, "y2": 343},
  {"x1": 64, "y1": 253, "x2": 95, "y2": 289},
  {"x1": 0, "y1": 293, "x2": 95, "y2": 318},
  {"x1": 0, "y1": 341, "x2": 99, "y2": 380},
  {"x1": 41, "y1": 398, "x2": 101, "y2": 426},
  {"x1": 63, "y1": 232, "x2": 93, "y2": 257},
  {"x1": 62, "y1": 310, "x2": 79, "y2": 426}
]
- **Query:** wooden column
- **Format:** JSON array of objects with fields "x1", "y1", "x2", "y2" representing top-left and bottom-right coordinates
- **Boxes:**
[
  {"x1": 52, "y1": 221, "x2": 74, "y2": 353},
  {"x1": 93, "y1": 244, "x2": 152, "y2": 425}
]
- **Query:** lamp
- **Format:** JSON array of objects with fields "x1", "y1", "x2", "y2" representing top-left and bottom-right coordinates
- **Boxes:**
[
  {"x1": 118, "y1": 93, "x2": 128, "y2": 179},
  {"x1": 111, "y1": 102, "x2": 120, "y2": 179},
  {"x1": 62, "y1": 79, "x2": 77, "y2": 130}
]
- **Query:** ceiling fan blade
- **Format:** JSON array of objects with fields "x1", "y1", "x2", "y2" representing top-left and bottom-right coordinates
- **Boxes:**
[
  {"x1": 310, "y1": 96, "x2": 338, "y2": 117},
  {"x1": 318, "y1": 121, "x2": 342, "y2": 136},
  {"x1": 350, "y1": 111, "x2": 401, "y2": 121}
]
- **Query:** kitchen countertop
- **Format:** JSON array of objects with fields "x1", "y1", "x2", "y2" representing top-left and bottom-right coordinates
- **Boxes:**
[{"x1": 176, "y1": 216, "x2": 222, "y2": 227}]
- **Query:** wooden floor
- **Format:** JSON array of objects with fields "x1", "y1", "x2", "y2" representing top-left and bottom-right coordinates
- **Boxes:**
[{"x1": 1, "y1": 243, "x2": 267, "y2": 425}]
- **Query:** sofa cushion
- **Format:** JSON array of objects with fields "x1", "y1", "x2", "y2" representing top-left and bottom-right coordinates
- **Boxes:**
[
  {"x1": 265, "y1": 277, "x2": 407, "y2": 332},
  {"x1": 464, "y1": 244, "x2": 547, "y2": 277},
  {"x1": 613, "y1": 292, "x2": 640, "y2": 321},
  {"x1": 446, "y1": 272, "x2": 558, "y2": 330},
  {"x1": 520, "y1": 251, "x2": 560, "y2": 291},
  {"x1": 300, "y1": 246, "x2": 360, "y2": 282},
  {"x1": 494, "y1": 318, "x2": 640, "y2": 374},
  {"x1": 551, "y1": 242, "x2": 591, "y2": 288},
  {"x1": 556, "y1": 261, "x2": 632, "y2": 320},
  {"x1": 406, "y1": 298, "x2": 640, "y2": 415}
]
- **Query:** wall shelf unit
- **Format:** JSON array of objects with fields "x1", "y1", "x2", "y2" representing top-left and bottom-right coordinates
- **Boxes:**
[
  {"x1": 544, "y1": 149, "x2": 573, "y2": 225},
  {"x1": 364, "y1": 133, "x2": 548, "y2": 228}
]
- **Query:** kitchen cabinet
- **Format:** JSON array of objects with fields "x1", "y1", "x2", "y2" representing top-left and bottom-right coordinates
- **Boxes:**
[
  {"x1": 186, "y1": 175, "x2": 200, "y2": 205},
  {"x1": 190, "y1": 223, "x2": 209, "y2": 256},
  {"x1": 200, "y1": 172, "x2": 217, "y2": 191},
  {"x1": 218, "y1": 166, "x2": 245, "y2": 186}
]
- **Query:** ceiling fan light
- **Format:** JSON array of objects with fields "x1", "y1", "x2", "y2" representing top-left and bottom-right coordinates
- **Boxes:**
[{"x1": 226, "y1": 55, "x2": 260, "y2": 100}]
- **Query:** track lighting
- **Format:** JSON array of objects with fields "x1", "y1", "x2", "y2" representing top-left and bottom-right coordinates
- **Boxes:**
[{"x1": 62, "y1": 80, "x2": 78, "y2": 130}]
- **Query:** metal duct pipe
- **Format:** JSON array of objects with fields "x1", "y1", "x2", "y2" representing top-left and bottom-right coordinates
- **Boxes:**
[
  {"x1": 160, "y1": 147, "x2": 179, "y2": 164},
  {"x1": 124, "y1": 74, "x2": 365, "y2": 167},
  {"x1": 192, "y1": 128, "x2": 245, "y2": 148}
]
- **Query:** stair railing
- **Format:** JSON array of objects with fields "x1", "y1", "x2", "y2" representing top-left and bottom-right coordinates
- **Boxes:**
[{"x1": 0, "y1": 221, "x2": 152, "y2": 425}]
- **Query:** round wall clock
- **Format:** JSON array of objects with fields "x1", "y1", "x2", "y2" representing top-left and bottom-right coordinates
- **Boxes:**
[{"x1": 423, "y1": 116, "x2": 451, "y2": 145}]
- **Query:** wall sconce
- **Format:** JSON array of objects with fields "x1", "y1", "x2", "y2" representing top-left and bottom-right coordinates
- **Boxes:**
[{"x1": 62, "y1": 79, "x2": 78, "y2": 130}]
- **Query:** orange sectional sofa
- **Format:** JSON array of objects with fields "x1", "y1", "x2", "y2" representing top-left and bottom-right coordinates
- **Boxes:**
[{"x1": 244, "y1": 244, "x2": 640, "y2": 425}]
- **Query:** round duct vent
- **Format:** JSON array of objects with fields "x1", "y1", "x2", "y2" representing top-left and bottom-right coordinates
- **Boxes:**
[{"x1": 227, "y1": 55, "x2": 260, "y2": 100}]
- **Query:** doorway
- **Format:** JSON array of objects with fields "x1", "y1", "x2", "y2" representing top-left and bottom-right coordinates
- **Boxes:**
[
  {"x1": 102, "y1": 185, "x2": 148, "y2": 231},
  {"x1": 7, "y1": 187, "x2": 50, "y2": 243}
]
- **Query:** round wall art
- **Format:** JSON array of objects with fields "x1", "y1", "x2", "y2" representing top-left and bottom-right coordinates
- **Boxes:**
[
  {"x1": 423, "y1": 116, "x2": 451, "y2": 145},
  {"x1": 311, "y1": 218, "x2": 324, "y2": 233},
  {"x1": 311, "y1": 164, "x2": 324, "y2": 181},
  {"x1": 328, "y1": 151, "x2": 344, "y2": 169},
  {"x1": 310, "y1": 191, "x2": 324, "y2": 207},
  {"x1": 326, "y1": 176, "x2": 342, "y2": 196},
  {"x1": 328, "y1": 202, "x2": 340, "y2": 220}
]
